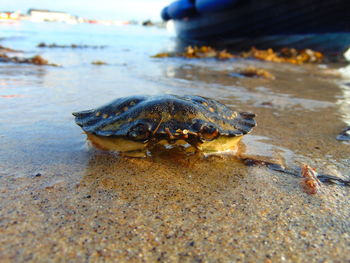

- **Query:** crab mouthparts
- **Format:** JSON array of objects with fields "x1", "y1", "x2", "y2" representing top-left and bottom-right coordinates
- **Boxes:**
[{"x1": 84, "y1": 131, "x2": 243, "y2": 156}]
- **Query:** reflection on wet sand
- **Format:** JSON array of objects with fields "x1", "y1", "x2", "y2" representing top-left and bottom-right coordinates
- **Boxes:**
[
  {"x1": 161, "y1": 61, "x2": 340, "y2": 109},
  {"x1": 81, "y1": 132, "x2": 297, "y2": 201},
  {"x1": 82, "y1": 149, "x2": 246, "y2": 202},
  {"x1": 337, "y1": 81, "x2": 350, "y2": 126}
]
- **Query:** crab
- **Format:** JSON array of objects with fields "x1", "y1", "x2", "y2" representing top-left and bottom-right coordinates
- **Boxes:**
[{"x1": 73, "y1": 94, "x2": 256, "y2": 156}]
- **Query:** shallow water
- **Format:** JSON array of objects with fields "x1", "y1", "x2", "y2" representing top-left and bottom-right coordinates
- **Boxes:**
[{"x1": 0, "y1": 21, "x2": 350, "y2": 262}]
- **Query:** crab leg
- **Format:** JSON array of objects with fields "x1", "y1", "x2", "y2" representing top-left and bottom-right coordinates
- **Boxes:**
[
  {"x1": 165, "y1": 127, "x2": 175, "y2": 140},
  {"x1": 152, "y1": 118, "x2": 163, "y2": 135}
]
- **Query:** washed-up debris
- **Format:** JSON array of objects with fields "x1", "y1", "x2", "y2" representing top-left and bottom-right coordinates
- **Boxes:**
[
  {"x1": 142, "y1": 20, "x2": 154, "y2": 26},
  {"x1": 0, "y1": 45, "x2": 22, "y2": 53},
  {"x1": 230, "y1": 66, "x2": 275, "y2": 80},
  {"x1": 261, "y1": 101, "x2": 274, "y2": 107},
  {"x1": 336, "y1": 126, "x2": 350, "y2": 141},
  {"x1": 243, "y1": 158, "x2": 288, "y2": 173},
  {"x1": 185, "y1": 46, "x2": 217, "y2": 58},
  {"x1": 241, "y1": 47, "x2": 324, "y2": 64},
  {"x1": 241, "y1": 158, "x2": 350, "y2": 193},
  {"x1": 30, "y1": 173, "x2": 42, "y2": 178},
  {"x1": 37, "y1": 42, "x2": 107, "y2": 49},
  {"x1": 91, "y1": 60, "x2": 108, "y2": 65},
  {"x1": 151, "y1": 52, "x2": 171, "y2": 58},
  {"x1": 0, "y1": 53, "x2": 59, "y2": 66},
  {"x1": 153, "y1": 46, "x2": 324, "y2": 64},
  {"x1": 300, "y1": 164, "x2": 322, "y2": 195},
  {"x1": 153, "y1": 46, "x2": 235, "y2": 60},
  {"x1": 182, "y1": 46, "x2": 235, "y2": 59}
]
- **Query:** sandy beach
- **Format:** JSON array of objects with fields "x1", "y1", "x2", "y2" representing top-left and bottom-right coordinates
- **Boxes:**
[{"x1": 0, "y1": 22, "x2": 350, "y2": 262}]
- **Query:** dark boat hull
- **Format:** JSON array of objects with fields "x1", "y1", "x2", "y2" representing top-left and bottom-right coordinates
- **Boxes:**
[{"x1": 174, "y1": 0, "x2": 350, "y2": 54}]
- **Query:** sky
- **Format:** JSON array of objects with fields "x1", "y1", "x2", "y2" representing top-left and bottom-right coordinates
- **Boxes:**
[{"x1": 3, "y1": 0, "x2": 171, "y2": 21}]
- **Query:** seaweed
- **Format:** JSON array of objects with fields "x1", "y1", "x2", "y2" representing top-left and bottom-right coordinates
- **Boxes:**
[
  {"x1": 242, "y1": 158, "x2": 350, "y2": 193},
  {"x1": 230, "y1": 66, "x2": 275, "y2": 80},
  {"x1": 153, "y1": 46, "x2": 324, "y2": 64},
  {"x1": 91, "y1": 60, "x2": 108, "y2": 65},
  {"x1": 241, "y1": 47, "x2": 324, "y2": 64},
  {"x1": 0, "y1": 45, "x2": 22, "y2": 53},
  {"x1": 0, "y1": 53, "x2": 59, "y2": 66}
]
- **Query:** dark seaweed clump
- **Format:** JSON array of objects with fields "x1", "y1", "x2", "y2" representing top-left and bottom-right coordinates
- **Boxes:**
[{"x1": 0, "y1": 53, "x2": 58, "y2": 66}]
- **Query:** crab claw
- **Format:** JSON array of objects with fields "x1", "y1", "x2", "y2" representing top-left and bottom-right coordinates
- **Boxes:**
[{"x1": 199, "y1": 125, "x2": 219, "y2": 141}]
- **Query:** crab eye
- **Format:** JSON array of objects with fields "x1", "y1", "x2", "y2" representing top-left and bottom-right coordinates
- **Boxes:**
[
  {"x1": 200, "y1": 125, "x2": 219, "y2": 141},
  {"x1": 127, "y1": 123, "x2": 151, "y2": 141}
]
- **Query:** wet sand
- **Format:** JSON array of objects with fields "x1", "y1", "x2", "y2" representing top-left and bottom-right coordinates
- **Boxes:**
[
  {"x1": 1, "y1": 61, "x2": 350, "y2": 262},
  {"x1": 1, "y1": 23, "x2": 350, "y2": 262},
  {"x1": 1, "y1": 148, "x2": 350, "y2": 262},
  {"x1": 0, "y1": 62, "x2": 350, "y2": 262}
]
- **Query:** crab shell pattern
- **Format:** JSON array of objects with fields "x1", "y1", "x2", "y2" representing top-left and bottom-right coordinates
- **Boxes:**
[{"x1": 73, "y1": 95, "x2": 256, "y2": 154}]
